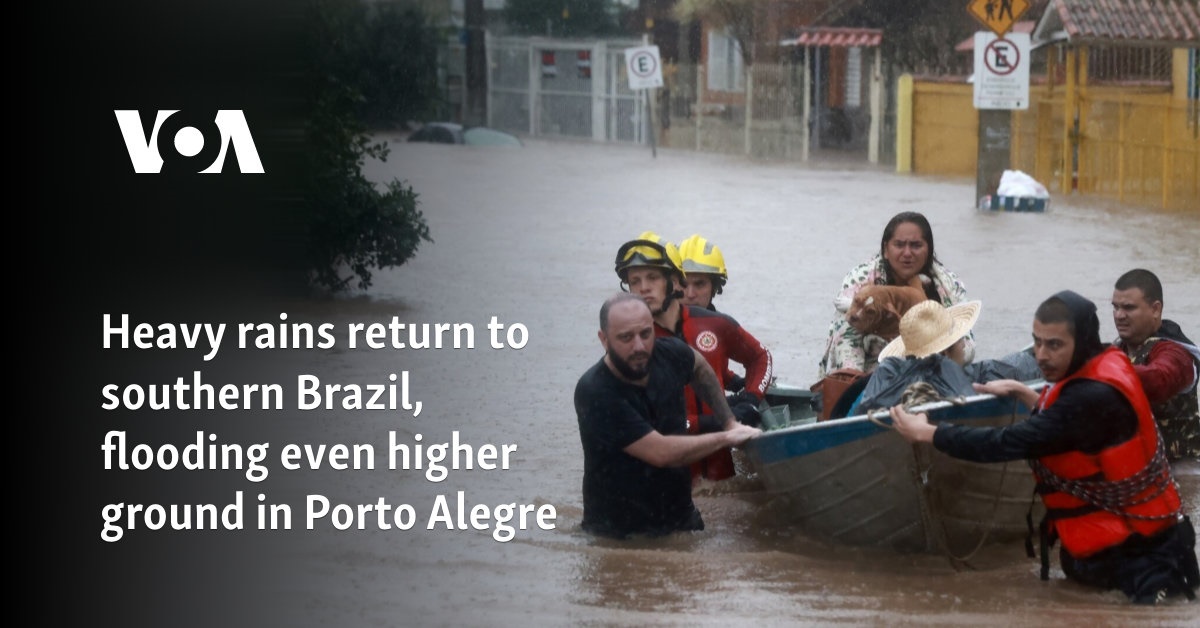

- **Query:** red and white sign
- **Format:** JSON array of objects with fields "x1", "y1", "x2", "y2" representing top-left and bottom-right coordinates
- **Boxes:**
[
  {"x1": 973, "y1": 32, "x2": 1030, "y2": 110},
  {"x1": 577, "y1": 50, "x2": 591, "y2": 79},
  {"x1": 624, "y1": 45, "x2": 663, "y2": 90}
]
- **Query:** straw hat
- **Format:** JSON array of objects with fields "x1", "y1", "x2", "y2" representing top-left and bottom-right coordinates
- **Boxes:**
[{"x1": 879, "y1": 300, "x2": 982, "y2": 359}]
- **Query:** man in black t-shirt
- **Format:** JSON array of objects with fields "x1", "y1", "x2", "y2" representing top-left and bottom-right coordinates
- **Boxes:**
[{"x1": 574, "y1": 293, "x2": 761, "y2": 538}]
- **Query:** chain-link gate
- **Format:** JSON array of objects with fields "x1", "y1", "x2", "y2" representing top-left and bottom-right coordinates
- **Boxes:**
[{"x1": 487, "y1": 36, "x2": 651, "y2": 143}]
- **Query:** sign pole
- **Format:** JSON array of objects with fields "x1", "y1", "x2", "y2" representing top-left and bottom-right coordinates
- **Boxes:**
[
  {"x1": 625, "y1": 41, "x2": 664, "y2": 159},
  {"x1": 972, "y1": 31, "x2": 1030, "y2": 207},
  {"x1": 967, "y1": 0, "x2": 1031, "y2": 208},
  {"x1": 645, "y1": 89, "x2": 657, "y2": 158},
  {"x1": 976, "y1": 109, "x2": 1012, "y2": 204},
  {"x1": 642, "y1": 33, "x2": 656, "y2": 159}
]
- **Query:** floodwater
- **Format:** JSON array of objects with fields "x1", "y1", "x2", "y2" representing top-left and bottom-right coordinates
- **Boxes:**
[{"x1": 106, "y1": 138, "x2": 1200, "y2": 627}]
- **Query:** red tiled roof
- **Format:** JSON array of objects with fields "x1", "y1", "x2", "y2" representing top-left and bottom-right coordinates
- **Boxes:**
[
  {"x1": 1049, "y1": 0, "x2": 1200, "y2": 44},
  {"x1": 780, "y1": 27, "x2": 884, "y2": 48}
]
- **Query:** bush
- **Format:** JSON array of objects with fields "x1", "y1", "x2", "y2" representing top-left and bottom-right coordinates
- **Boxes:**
[{"x1": 304, "y1": 0, "x2": 434, "y2": 292}]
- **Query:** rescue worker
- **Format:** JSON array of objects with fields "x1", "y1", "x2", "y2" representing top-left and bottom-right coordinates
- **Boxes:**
[
  {"x1": 1111, "y1": 268, "x2": 1200, "y2": 461},
  {"x1": 891, "y1": 290, "x2": 1198, "y2": 604},
  {"x1": 677, "y1": 233, "x2": 750, "y2": 395},
  {"x1": 677, "y1": 233, "x2": 727, "y2": 312},
  {"x1": 614, "y1": 232, "x2": 773, "y2": 481}
]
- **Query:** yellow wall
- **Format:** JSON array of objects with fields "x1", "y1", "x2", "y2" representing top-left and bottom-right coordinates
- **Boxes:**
[
  {"x1": 1012, "y1": 85, "x2": 1063, "y2": 192},
  {"x1": 896, "y1": 74, "x2": 913, "y2": 172},
  {"x1": 1172, "y1": 48, "x2": 1189, "y2": 101},
  {"x1": 911, "y1": 82, "x2": 977, "y2": 177},
  {"x1": 907, "y1": 73, "x2": 1199, "y2": 211}
]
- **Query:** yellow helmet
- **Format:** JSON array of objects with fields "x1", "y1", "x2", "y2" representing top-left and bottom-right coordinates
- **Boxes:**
[
  {"x1": 677, "y1": 234, "x2": 727, "y2": 292},
  {"x1": 614, "y1": 231, "x2": 684, "y2": 282}
]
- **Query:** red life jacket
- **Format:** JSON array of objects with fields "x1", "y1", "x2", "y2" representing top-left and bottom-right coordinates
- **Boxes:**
[{"x1": 1034, "y1": 347, "x2": 1182, "y2": 559}]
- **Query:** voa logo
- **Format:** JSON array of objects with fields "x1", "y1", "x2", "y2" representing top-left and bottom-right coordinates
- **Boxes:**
[{"x1": 114, "y1": 110, "x2": 265, "y2": 174}]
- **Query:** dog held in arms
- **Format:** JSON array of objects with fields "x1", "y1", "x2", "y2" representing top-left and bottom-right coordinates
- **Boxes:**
[{"x1": 844, "y1": 284, "x2": 930, "y2": 342}]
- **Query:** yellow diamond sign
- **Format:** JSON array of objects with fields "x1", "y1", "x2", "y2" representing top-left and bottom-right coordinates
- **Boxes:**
[{"x1": 967, "y1": 0, "x2": 1030, "y2": 37}]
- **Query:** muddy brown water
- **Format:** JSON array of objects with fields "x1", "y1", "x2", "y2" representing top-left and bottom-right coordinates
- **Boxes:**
[{"x1": 93, "y1": 138, "x2": 1200, "y2": 627}]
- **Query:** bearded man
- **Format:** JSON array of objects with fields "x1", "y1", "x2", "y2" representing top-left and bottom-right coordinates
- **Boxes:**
[{"x1": 574, "y1": 293, "x2": 760, "y2": 539}]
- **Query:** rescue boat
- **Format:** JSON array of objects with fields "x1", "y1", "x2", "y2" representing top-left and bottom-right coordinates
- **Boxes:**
[{"x1": 740, "y1": 383, "x2": 1046, "y2": 557}]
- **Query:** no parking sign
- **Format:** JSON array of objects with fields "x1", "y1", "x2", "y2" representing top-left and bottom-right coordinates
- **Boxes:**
[
  {"x1": 973, "y1": 32, "x2": 1030, "y2": 109},
  {"x1": 624, "y1": 45, "x2": 663, "y2": 90}
]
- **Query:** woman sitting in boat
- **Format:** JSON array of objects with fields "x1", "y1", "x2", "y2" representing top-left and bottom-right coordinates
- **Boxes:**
[
  {"x1": 818, "y1": 211, "x2": 975, "y2": 378},
  {"x1": 846, "y1": 300, "x2": 981, "y2": 416}
]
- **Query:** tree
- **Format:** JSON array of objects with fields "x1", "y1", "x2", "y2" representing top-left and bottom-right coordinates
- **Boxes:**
[
  {"x1": 504, "y1": 0, "x2": 625, "y2": 37},
  {"x1": 304, "y1": 0, "x2": 434, "y2": 292},
  {"x1": 357, "y1": 2, "x2": 443, "y2": 128},
  {"x1": 674, "y1": 0, "x2": 773, "y2": 66},
  {"x1": 834, "y1": 0, "x2": 979, "y2": 73}
]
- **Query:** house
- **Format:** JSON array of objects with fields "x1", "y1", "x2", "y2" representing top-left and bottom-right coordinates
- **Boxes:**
[{"x1": 1025, "y1": 0, "x2": 1199, "y2": 208}]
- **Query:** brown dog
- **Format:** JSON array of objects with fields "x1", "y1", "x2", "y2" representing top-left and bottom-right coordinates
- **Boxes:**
[{"x1": 845, "y1": 285, "x2": 929, "y2": 340}]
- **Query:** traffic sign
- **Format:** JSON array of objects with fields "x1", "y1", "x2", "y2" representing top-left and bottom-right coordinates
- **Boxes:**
[
  {"x1": 974, "y1": 32, "x2": 1030, "y2": 109},
  {"x1": 624, "y1": 45, "x2": 663, "y2": 90},
  {"x1": 967, "y1": 0, "x2": 1030, "y2": 37}
]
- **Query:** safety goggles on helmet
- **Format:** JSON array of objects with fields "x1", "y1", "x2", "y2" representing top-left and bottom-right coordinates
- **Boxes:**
[{"x1": 614, "y1": 233, "x2": 684, "y2": 282}]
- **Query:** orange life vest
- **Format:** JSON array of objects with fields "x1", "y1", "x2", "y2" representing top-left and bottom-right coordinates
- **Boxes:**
[{"x1": 1033, "y1": 347, "x2": 1182, "y2": 559}]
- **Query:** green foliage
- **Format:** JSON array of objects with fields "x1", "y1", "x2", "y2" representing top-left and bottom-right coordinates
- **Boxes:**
[
  {"x1": 504, "y1": 0, "x2": 624, "y2": 37},
  {"x1": 358, "y1": 2, "x2": 442, "y2": 127},
  {"x1": 304, "y1": 0, "x2": 434, "y2": 292},
  {"x1": 836, "y1": 0, "x2": 978, "y2": 72}
]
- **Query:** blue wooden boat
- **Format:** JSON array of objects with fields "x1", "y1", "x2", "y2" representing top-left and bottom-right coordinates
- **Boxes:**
[{"x1": 742, "y1": 384, "x2": 1045, "y2": 556}]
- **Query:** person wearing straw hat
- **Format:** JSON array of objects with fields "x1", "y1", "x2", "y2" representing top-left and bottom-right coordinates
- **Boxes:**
[{"x1": 846, "y1": 300, "x2": 981, "y2": 415}]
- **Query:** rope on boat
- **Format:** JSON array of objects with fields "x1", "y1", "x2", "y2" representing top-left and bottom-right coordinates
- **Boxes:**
[
  {"x1": 878, "y1": 384, "x2": 1021, "y2": 568},
  {"x1": 867, "y1": 409, "x2": 891, "y2": 429},
  {"x1": 924, "y1": 396, "x2": 1023, "y2": 568},
  {"x1": 866, "y1": 382, "x2": 963, "y2": 430},
  {"x1": 863, "y1": 382, "x2": 1029, "y2": 567}
]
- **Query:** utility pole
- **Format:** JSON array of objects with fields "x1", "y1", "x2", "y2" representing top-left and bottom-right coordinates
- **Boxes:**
[{"x1": 465, "y1": 0, "x2": 487, "y2": 126}]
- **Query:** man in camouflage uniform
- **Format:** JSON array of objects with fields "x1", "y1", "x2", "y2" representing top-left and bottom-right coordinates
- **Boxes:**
[{"x1": 1111, "y1": 269, "x2": 1199, "y2": 461}]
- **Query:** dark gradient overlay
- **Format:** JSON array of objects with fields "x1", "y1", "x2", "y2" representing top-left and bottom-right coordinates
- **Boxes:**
[{"x1": 33, "y1": 2, "x2": 311, "y2": 626}]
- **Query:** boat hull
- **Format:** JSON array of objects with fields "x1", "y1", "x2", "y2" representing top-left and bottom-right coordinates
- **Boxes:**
[{"x1": 743, "y1": 393, "x2": 1043, "y2": 555}]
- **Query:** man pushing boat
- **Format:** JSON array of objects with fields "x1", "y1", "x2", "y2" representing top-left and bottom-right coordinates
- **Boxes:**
[
  {"x1": 614, "y1": 232, "x2": 773, "y2": 481},
  {"x1": 573, "y1": 293, "x2": 760, "y2": 539},
  {"x1": 891, "y1": 289, "x2": 1198, "y2": 604}
]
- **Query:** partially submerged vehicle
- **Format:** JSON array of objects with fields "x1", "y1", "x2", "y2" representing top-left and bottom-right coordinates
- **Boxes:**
[{"x1": 406, "y1": 122, "x2": 523, "y2": 146}]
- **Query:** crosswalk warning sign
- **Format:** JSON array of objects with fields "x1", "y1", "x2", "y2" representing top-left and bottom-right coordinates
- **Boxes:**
[{"x1": 967, "y1": 0, "x2": 1030, "y2": 37}]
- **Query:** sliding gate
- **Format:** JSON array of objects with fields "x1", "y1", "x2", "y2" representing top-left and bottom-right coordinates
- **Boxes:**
[{"x1": 488, "y1": 36, "x2": 651, "y2": 144}]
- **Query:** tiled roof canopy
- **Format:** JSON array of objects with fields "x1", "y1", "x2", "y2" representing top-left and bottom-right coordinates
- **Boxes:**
[
  {"x1": 1033, "y1": 0, "x2": 1200, "y2": 46},
  {"x1": 780, "y1": 28, "x2": 883, "y2": 48}
]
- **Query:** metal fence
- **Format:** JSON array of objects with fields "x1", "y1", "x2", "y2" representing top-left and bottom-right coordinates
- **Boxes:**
[
  {"x1": 662, "y1": 62, "x2": 808, "y2": 159},
  {"x1": 480, "y1": 36, "x2": 893, "y2": 166},
  {"x1": 486, "y1": 35, "x2": 648, "y2": 143},
  {"x1": 662, "y1": 60, "x2": 893, "y2": 164}
]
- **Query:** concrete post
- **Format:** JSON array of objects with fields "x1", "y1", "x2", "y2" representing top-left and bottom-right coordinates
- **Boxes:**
[
  {"x1": 868, "y1": 46, "x2": 882, "y2": 164},
  {"x1": 896, "y1": 73, "x2": 913, "y2": 173}
]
